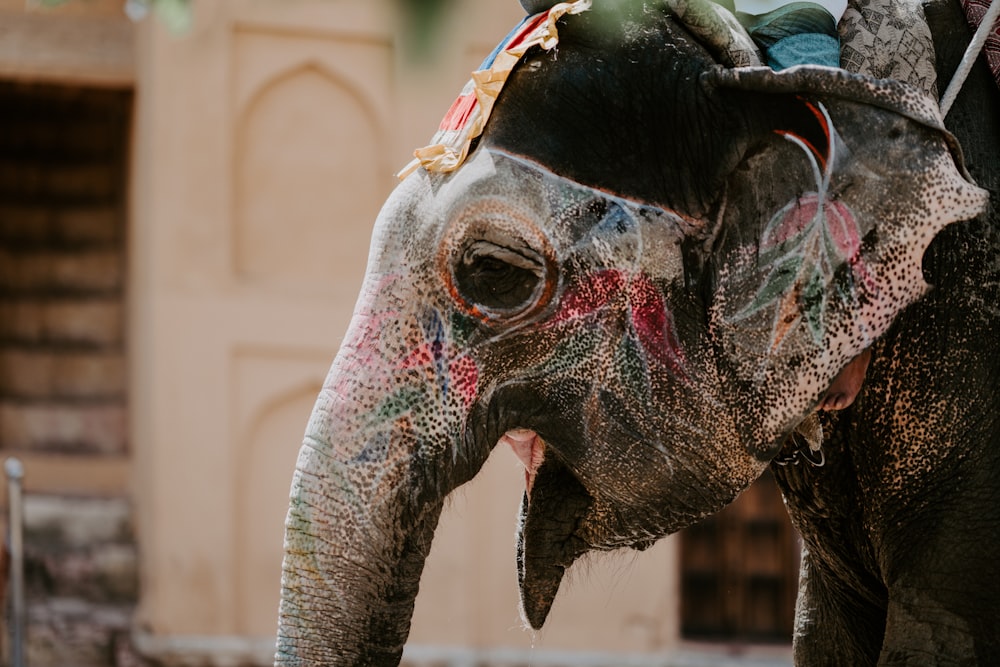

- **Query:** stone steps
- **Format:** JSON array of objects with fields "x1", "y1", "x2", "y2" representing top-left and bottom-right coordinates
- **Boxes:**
[{"x1": 16, "y1": 496, "x2": 144, "y2": 665}]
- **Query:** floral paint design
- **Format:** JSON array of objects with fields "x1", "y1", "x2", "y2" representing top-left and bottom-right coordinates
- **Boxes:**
[
  {"x1": 371, "y1": 308, "x2": 479, "y2": 428},
  {"x1": 323, "y1": 299, "x2": 481, "y2": 472},
  {"x1": 534, "y1": 269, "x2": 687, "y2": 397},
  {"x1": 397, "y1": 309, "x2": 480, "y2": 412},
  {"x1": 734, "y1": 100, "x2": 873, "y2": 351}
]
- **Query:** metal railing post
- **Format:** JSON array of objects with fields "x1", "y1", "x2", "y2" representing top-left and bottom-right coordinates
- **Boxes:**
[{"x1": 5, "y1": 458, "x2": 25, "y2": 667}]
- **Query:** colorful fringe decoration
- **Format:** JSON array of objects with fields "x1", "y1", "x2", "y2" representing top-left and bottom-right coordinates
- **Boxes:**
[{"x1": 398, "y1": 0, "x2": 592, "y2": 179}]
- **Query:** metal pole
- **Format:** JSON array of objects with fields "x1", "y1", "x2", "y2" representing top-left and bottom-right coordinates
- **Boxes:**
[{"x1": 5, "y1": 458, "x2": 24, "y2": 667}]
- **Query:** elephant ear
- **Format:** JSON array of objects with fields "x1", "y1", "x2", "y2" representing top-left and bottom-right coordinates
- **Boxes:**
[
  {"x1": 702, "y1": 65, "x2": 988, "y2": 458},
  {"x1": 704, "y1": 65, "x2": 973, "y2": 179}
]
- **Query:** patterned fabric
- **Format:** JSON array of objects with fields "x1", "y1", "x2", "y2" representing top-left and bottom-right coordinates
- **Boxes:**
[
  {"x1": 681, "y1": 0, "x2": 938, "y2": 94},
  {"x1": 398, "y1": 0, "x2": 592, "y2": 178},
  {"x1": 665, "y1": 0, "x2": 764, "y2": 66},
  {"x1": 839, "y1": 0, "x2": 938, "y2": 96},
  {"x1": 403, "y1": 0, "x2": 957, "y2": 178},
  {"x1": 961, "y1": 0, "x2": 1000, "y2": 87},
  {"x1": 765, "y1": 32, "x2": 842, "y2": 68}
]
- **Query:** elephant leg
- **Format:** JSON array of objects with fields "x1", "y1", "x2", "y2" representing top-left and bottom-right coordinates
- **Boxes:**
[
  {"x1": 880, "y1": 593, "x2": 989, "y2": 665},
  {"x1": 874, "y1": 475, "x2": 1000, "y2": 664},
  {"x1": 793, "y1": 550, "x2": 886, "y2": 666},
  {"x1": 877, "y1": 539, "x2": 1000, "y2": 664}
]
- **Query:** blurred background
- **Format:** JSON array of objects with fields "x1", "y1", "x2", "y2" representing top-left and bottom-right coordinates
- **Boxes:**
[{"x1": 0, "y1": 0, "x2": 798, "y2": 664}]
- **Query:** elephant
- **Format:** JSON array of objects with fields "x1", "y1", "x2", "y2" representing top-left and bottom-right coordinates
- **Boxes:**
[{"x1": 275, "y1": 0, "x2": 999, "y2": 664}]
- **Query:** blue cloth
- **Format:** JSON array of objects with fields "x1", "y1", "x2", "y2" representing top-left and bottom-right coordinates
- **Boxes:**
[
  {"x1": 737, "y1": 2, "x2": 841, "y2": 69},
  {"x1": 766, "y1": 33, "x2": 840, "y2": 69}
]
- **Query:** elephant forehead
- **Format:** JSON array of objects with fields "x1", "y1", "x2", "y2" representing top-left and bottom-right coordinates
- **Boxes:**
[{"x1": 429, "y1": 150, "x2": 690, "y2": 275}]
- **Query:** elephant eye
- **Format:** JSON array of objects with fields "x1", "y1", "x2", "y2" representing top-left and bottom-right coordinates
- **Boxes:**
[
  {"x1": 439, "y1": 198, "x2": 558, "y2": 325},
  {"x1": 453, "y1": 241, "x2": 546, "y2": 315}
]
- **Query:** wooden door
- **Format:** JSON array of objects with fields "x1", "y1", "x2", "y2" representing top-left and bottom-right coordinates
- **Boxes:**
[{"x1": 680, "y1": 470, "x2": 800, "y2": 641}]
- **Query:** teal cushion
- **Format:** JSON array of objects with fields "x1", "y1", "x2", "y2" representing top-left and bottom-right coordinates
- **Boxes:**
[{"x1": 766, "y1": 32, "x2": 840, "y2": 69}]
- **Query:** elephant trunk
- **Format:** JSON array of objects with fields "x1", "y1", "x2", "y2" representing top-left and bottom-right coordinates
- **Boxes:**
[
  {"x1": 275, "y1": 279, "x2": 482, "y2": 665},
  {"x1": 275, "y1": 420, "x2": 443, "y2": 665}
]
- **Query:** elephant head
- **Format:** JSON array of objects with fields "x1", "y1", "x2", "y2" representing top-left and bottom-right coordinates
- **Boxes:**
[{"x1": 276, "y1": 3, "x2": 988, "y2": 664}]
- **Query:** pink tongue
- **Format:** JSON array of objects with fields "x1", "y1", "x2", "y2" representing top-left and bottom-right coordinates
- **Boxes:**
[{"x1": 501, "y1": 429, "x2": 544, "y2": 496}]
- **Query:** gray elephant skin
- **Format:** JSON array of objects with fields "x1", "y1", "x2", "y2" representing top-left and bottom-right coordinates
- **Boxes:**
[{"x1": 275, "y1": 0, "x2": 1000, "y2": 664}]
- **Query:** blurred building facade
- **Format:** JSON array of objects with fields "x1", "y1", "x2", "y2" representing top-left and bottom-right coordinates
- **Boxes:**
[{"x1": 0, "y1": 1, "x2": 795, "y2": 665}]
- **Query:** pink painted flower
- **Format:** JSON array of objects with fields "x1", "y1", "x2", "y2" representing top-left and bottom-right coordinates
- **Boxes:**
[{"x1": 551, "y1": 269, "x2": 686, "y2": 378}]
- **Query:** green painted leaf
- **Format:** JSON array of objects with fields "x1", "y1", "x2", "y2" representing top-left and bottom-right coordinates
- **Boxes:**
[
  {"x1": 735, "y1": 253, "x2": 803, "y2": 320},
  {"x1": 373, "y1": 385, "x2": 426, "y2": 423},
  {"x1": 802, "y1": 266, "x2": 828, "y2": 343},
  {"x1": 450, "y1": 311, "x2": 476, "y2": 348},
  {"x1": 538, "y1": 328, "x2": 603, "y2": 376}
]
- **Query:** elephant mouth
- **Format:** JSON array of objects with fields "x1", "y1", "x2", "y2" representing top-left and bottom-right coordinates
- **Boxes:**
[
  {"x1": 502, "y1": 428, "x2": 545, "y2": 496},
  {"x1": 499, "y1": 347, "x2": 870, "y2": 629},
  {"x1": 501, "y1": 427, "x2": 591, "y2": 629}
]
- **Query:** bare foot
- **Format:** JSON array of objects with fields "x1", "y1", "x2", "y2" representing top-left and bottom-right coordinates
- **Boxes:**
[{"x1": 819, "y1": 349, "x2": 872, "y2": 411}]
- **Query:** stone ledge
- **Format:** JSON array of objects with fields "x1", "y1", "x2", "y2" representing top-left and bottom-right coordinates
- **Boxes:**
[
  {"x1": 0, "y1": 11, "x2": 134, "y2": 86},
  {"x1": 29, "y1": 540, "x2": 138, "y2": 602},
  {"x1": 26, "y1": 597, "x2": 146, "y2": 667},
  {"x1": 0, "y1": 348, "x2": 126, "y2": 399},
  {"x1": 0, "y1": 204, "x2": 121, "y2": 246},
  {"x1": 0, "y1": 298, "x2": 123, "y2": 346},
  {"x1": 23, "y1": 494, "x2": 133, "y2": 548},
  {"x1": 0, "y1": 453, "x2": 129, "y2": 499},
  {"x1": 124, "y1": 638, "x2": 794, "y2": 667},
  {"x1": 0, "y1": 248, "x2": 123, "y2": 293}
]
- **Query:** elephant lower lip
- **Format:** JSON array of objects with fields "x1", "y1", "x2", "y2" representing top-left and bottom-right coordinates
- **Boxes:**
[{"x1": 501, "y1": 429, "x2": 545, "y2": 496}]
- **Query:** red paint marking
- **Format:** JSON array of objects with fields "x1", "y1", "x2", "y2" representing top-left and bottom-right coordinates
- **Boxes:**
[
  {"x1": 627, "y1": 274, "x2": 687, "y2": 379},
  {"x1": 551, "y1": 269, "x2": 687, "y2": 379},
  {"x1": 449, "y1": 355, "x2": 479, "y2": 409},
  {"x1": 775, "y1": 98, "x2": 832, "y2": 171},
  {"x1": 800, "y1": 98, "x2": 830, "y2": 146},
  {"x1": 775, "y1": 130, "x2": 826, "y2": 172},
  {"x1": 551, "y1": 269, "x2": 625, "y2": 323}
]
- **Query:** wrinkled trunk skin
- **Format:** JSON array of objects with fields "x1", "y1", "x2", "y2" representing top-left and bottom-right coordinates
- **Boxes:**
[
  {"x1": 275, "y1": 356, "x2": 444, "y2": 664},
  {"x1": 275, "y1": 323, "x2": 444, "y2": 665},
  {"x1": 275, "y1": 176, "x2": 491, "y2": 665}
]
